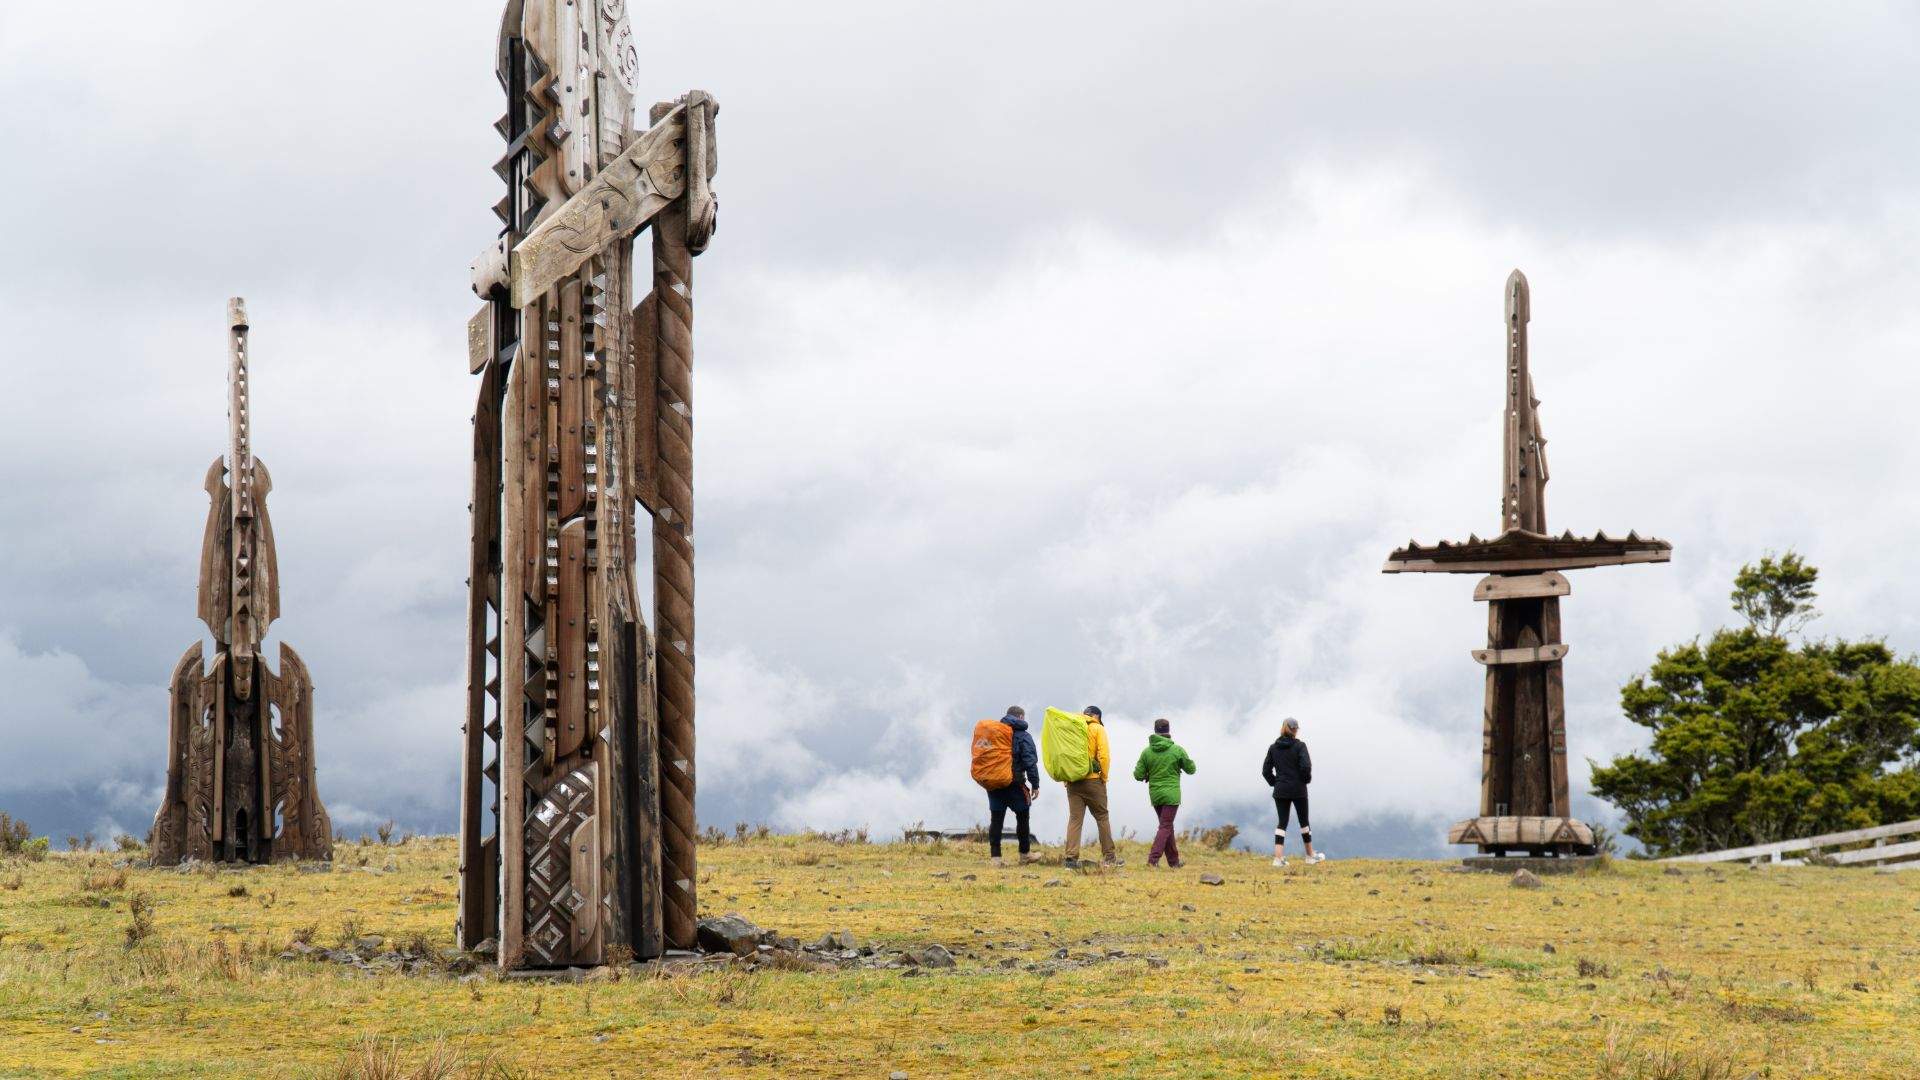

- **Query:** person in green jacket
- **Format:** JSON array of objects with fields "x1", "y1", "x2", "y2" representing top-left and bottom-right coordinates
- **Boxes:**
[{"x1": 1133, "y1": 718, "x2": 1197, "y2": 868}]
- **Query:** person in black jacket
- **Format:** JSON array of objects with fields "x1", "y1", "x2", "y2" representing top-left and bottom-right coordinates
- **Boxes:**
[{"x1": 1261, "y1": 717, "x2": 1325, "y2": 865}]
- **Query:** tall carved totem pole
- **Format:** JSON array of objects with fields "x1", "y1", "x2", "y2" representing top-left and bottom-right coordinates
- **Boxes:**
[
  {"x1": 1384, "y1": 271, "x2": 1668, "y2": 859},
  {"x1": 460, "y1": 0, "x2": 718, "y2": 967},
  {"x1": 152, "y1": 299, "x2": 332, "y2": 865}
]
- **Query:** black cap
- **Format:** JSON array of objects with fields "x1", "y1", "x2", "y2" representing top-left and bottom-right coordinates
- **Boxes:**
[{"x1": 1153, "y1": 718, "x2": 1170, "y2": 734}]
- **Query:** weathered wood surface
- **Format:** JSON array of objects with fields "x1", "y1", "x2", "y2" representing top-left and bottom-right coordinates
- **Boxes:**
[
  {"x1": 458, "y1": 359, "x2": 502, "y2": 949},
  {"x1": 506, "y1": 107, "x2": 686, "y2": 308},
  {"x1": 1448, "y1": 815, "x2": 1594, "y2": 849},
  {"x1": 1471, "y1": 643, "x2": 1570, "y2": 665},
  {"x1": 463, "y1": 0, "x2": 716, "y2": 969},
  {"x1": 1389, "y1": 272, "x2": 1665, "y2": 859},
  {"x1": 153, "y1": 300, "x2": 328, "y2": 866},
  {"x1": 1384, "y1": 531, "x2": 1669, "y2": 574},
  {"x1": 1473, "y1": 571, "x2": 1569, "y2": 601}
]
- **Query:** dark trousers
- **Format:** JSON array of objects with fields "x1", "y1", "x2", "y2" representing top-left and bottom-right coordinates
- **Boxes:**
[
  {"x1": 1148, "y1": 803, "x2": 1181, "y2": 866},
  {"x1": 1274, "y1": 794, "x2": 1310, "y2": 841},
  {"x1": 987, "y1": 784, "x2": 1031, "y2": 857}
]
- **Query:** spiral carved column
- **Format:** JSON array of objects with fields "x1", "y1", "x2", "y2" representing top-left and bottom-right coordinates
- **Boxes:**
[{"x1": 650, "y1": 194, "x2": 699, "y2": 950}]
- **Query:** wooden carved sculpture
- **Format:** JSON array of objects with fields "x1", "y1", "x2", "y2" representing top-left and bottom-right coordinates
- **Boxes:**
[
  {"x1": 152, "y1": 299, "x2": 332, "y2": 865},
  {"x1": 460, "y1": 0, "x2": 718, "y2": 967},
  {"x1": 1384, "y1": 271, "x2": 1669, "y2": 857}
]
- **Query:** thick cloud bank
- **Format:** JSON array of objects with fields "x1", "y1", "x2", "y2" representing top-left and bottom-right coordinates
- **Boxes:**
[{"x1": 3, "y1": 3, "x2": 1918, "y2": 853}]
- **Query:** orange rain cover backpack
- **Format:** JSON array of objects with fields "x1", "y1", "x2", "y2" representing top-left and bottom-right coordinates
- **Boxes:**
[{"x1": 971, "y1": 719, "x2": 1015, "y2": 789}]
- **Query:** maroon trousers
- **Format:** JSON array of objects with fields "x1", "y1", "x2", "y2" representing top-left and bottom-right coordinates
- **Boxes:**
[{"x1": 1148, "y1": 803, "x2": 1181, "y2": 867}]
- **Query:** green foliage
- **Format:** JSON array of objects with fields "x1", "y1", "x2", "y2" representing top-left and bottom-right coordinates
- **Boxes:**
[
  {"x1": 1593, "y1": 555, "x2": 1920, "y2": 855},
  {"x1": 1730, "y1": 550, "x2": 1819, "y2": 637},
  {"x1": 0, "y1": 813, "x2": 48, "y2": 862}
]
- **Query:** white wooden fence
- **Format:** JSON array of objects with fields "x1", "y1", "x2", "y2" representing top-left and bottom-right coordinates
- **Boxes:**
[{"x1": 1664, "y1": 819, "x2": 1920, "y2": 869}]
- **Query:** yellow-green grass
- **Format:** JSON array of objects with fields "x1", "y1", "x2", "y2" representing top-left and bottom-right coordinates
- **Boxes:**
[{"x1": 1, "y1": 835, "x2": 1915, "y2": 1078}]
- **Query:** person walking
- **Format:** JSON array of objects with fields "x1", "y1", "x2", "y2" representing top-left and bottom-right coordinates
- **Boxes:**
[
  {"x1": 1133, "y1": 718, "x2": 1196, "y2": 868},
  {"x1": 1062, "y1": 705, "x2": 1120, "y2": 869},
  {"x1": 1262, "y1": 716, "x2": 1325, "y2": 866},
  {"x1": 978, "y1": 706, "x2": 1040, "y2": 866}
]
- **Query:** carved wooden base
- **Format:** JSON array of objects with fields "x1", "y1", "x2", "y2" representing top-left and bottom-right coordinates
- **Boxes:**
[
  {"x1": 1449, "y1": 815, "x2": 1596, "y2": 856},
  {"x1": 151, "y1": 642, "x2": 331, "y2": 866}
]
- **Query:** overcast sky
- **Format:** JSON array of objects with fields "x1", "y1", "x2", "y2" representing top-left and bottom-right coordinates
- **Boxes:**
[{"x1": 4, "y1": 3, "x2": 1919, "y2": 855}]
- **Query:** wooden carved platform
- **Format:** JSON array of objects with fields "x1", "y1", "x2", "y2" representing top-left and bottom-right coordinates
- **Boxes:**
[{"x1": 1448, "y1": 815, "x2": 1596, "y2": 855}]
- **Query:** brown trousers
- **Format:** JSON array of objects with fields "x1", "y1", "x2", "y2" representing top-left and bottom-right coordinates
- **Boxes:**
[{"x1": 1063, "y1": 778, "x2": 1115, "y2": 861}]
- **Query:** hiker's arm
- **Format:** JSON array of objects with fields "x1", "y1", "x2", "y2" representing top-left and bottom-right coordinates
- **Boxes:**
[
  {"x1": 1133, "y1": 752, "x2": 1148, "y2": 782},
  {"x1": 1300, "y1": 743, "x2": 1312, "y2": 785},
  {"x1": 1261, "y1": 748, "x2": 1276, "y2": 786},
  {"x1": 1181, "y1": 751, "x2": 1196, "y2": 775}
]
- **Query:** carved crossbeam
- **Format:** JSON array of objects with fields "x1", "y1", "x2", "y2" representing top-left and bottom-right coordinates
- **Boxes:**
[
  {"x1": 468, "y1": 102, "x2": 707, "y2": 312},
  {"x1": 1383, "y1": 528, "x2": 1671, "y2": 574}
]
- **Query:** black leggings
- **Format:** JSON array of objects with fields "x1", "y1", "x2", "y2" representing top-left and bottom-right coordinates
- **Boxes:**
[{"x1": 1274, "y1": 794, "x2": 1309, "y2": 841}]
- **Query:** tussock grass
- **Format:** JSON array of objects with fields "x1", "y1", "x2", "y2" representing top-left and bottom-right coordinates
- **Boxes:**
[{"x1": 0, "y1": 837, "x2": 1911, "y2": 1077}]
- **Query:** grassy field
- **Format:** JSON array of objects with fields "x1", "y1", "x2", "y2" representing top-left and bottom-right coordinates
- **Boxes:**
[{"x1": 0, "y1": 833, "x2": 1915, "y2": 1079}]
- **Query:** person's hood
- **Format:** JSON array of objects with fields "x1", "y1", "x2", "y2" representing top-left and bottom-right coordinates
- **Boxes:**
[
  {"x1": 1001, "y1": 714, "x2": 1029, "y2": 732},
  {"x1": 1146, "y1": 733, "x2": 1175, "y2": 752},
  {"x1": 1276, "y1": 734, "x2": 1299, "y2": 746}
]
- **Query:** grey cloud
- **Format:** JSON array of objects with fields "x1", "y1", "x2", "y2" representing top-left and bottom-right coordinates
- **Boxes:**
[{"x1": 4, "y1": 4, "x2": 1920, "y2": 855}]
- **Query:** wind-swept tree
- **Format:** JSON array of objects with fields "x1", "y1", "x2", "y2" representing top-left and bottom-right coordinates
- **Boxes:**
[{"x1": 1591, "y1": 553, "x2": 1920, "y2": 856}]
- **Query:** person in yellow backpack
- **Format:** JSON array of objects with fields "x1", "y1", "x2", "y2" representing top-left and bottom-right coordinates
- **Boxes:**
[{"x1": 1062, "y1": 705, "x2": 1121, "y2": 869}]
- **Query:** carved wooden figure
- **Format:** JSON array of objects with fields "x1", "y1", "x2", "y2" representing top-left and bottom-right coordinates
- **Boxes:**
[
  {"x1": 460, "y1": 0, "x2": 718, "y2": 968},
  {"x1": 1383, "y1": 271, "x2": 1669, "y2": 857},
  {"x1": 151, "y1": 299, "x2": 331, "y2": 865}
]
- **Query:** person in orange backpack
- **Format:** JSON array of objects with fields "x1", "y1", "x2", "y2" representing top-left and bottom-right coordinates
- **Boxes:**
[{"x1": 973, "y1": 706, "x2": 1039, "y2": 866}]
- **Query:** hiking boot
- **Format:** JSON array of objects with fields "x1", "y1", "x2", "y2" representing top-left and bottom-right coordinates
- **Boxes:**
[
  {"x1": 1062, "y1": 858, "x2": 1082, "y2": 870},
  {"x1": 1307, "y1": 851, "x2": 1327, "y2": 864},
  {"x1": 1102, "y1": 857, "x2": 1125, "y2": 868},
  {"x1": 1272, "y1": 856, "x2": 1289, "y2": 868},
  {"x1": 990, "y1": 857, "x2": 1004, "y2": 868},
  {"x1": 1019, "y1": 854, "x2": 1042, "y2": 865}
]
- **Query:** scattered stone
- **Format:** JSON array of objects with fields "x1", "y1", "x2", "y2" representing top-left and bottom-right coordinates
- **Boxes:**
[
  {"x1": 1180, "y1": 904, "x2": 1196, "y2": 912},
  {"x1": 1199, "y1": 873, "x2": 1225, "y2": 886},
  {"x1": 1511, "y1": 869, "x2": 1543, "y2": 890},
  {"x1": 929, "y1": 871, "x2": 950, "y2": 879},
  {"x1": 1662, "y1": 867, "x2": 1684, "y2": 876},
  {"x1": 1542, "y1": 943, "x2": 1556, "y2": 954},
  {"x1": 1043, "y1": 879, "x2": 1065, "y2": 888},
  {"x1": 696, "y1": 914, "x2": 764, "y2": 957},
  {"x1": 354, "y1": 935, "x2": 386, "y2": 951},
  {"x1": 891, "y1": 1072, "x2": 909, "y2": 1079},
  {"x1": 812, "y1": 929, "x2": 857, "y2": 951},
  {"x1": 961, "y1": 874, "x2": 976, "y2": 881},
  {"x1": 1146, "y1": 956, "x2": 1168, "y2": 969},
  {"x1": 906, "y1": 944, "x2": 955, "y2": 969}
]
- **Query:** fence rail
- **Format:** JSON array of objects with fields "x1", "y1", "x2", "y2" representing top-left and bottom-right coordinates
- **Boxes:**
[{"x1": 1665, "y1": 819, "x2": 1920, "y2": 868}]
